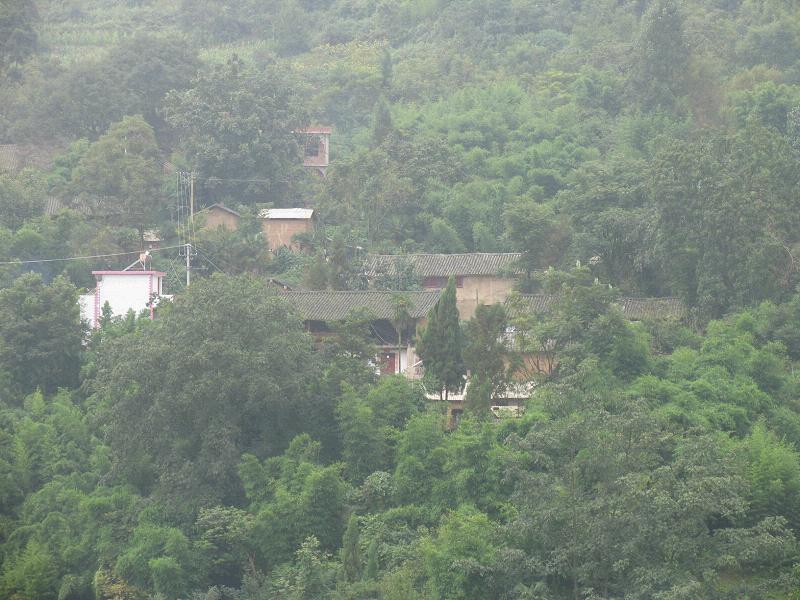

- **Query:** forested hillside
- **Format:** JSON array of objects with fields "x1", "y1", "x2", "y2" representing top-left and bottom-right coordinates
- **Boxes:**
[{"x1": 3, "y1": 0, "x2": 800, "y2": 598}]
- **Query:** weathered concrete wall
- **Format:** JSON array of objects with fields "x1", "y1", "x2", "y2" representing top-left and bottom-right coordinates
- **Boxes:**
[
  {"x1": 456, "y1": 275, "x2": 516, "y2": 319},
  {"x1": 262, "y1": 219, "x2": 312, "y2": 251},
  {"x1": 203, "y1": 208, "x2": 240, "y2": 231}
]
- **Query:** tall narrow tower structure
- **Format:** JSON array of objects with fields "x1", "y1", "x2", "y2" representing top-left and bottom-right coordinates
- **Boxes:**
[{"x1": 300, "y1": 126, "x2": 331, "y2": 177}]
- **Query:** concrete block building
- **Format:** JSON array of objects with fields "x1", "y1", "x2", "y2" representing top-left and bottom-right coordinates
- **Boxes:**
[{"x1": 365, "y1": 253, "x2": 522, "y2": 319}]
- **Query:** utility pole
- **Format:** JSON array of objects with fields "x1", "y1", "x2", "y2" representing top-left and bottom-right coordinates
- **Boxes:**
[
  {"x1": 186, "y1": 242, "x2": 191, "y2": 287},
  {"x1": 187, "y1": 173, "x2": 195, "y2": 287},
  {"x1": 189, "y1": 172, "x2": 195, "y2": 234}
]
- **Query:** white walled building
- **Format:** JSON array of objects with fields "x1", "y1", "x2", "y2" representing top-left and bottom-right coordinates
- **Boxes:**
[{"x1": 80, "y1": 270, "x2": 166, "y2": 328}]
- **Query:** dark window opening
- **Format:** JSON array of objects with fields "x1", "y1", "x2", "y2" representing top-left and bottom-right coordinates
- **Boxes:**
[{"x1": 305, "y1": 135, "x2": 322, "y2": 157}]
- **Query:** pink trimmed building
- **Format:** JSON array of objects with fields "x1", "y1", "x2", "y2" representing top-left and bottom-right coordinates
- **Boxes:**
[{"x1": 80, "y1": 270, "x2": 167, "y2": 328}]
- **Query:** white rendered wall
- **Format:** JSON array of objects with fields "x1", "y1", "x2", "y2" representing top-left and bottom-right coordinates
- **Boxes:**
[
  {"x1": 78, "y1": 293, "x2": 94, "y2": 326},
  {"x1": 96, "y1": 274, "x2": 158, "y2": 323}
]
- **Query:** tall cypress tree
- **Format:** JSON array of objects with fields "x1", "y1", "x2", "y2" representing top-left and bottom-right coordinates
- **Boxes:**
[
  {"x1": 417, "y1": 277, "x2": 465, "y2": 401},
  {"x1": 371, "y1": 95, "x2": 393, "y2": 147},
  {"x1": 341, "y1": 513, "x2": 362, "y2": 583},
  {"x1": 364, "y1": 538, "x2": 379, "y2": 580}
]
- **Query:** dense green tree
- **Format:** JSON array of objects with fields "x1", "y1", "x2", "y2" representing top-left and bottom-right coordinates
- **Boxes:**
[
  {"x1": 70, "y1": 116, "x2": 165, "y2": 238},
  {"x1": 421, "y1": 505, "x2": 499, "y2": 600},
  {"x1": 248, "y1": 453, "x2": 348, "y2": 569},
  {"x1": 336, "y1": 387, "x2": 389, "y2": 483},
  {"x1": 0, "y1": 540, "x2": 59, "y2": 600},
  {"x1": 4, "y1": 35, "x2": 198, "y2": 141},
  {"x1": 464, "y1": 304, "x2": 509, "y2": 414},
  {"x1": 630, "y1": 0, "x2": 690, "y2": 111},
  {"x1": 0, "y1": 0, "x2": 37, "y2": 69},
  {"x1": 115, "y1": 524, "x2": 197, "y2": 599},
  {"x1": 268, "y1": 536, "x2": 338, "y2": 599},
  {"x1": 93, "y1": 274, "x2": 318, "y2": 508},
  {"x1": 0, "y1": 173, "x2": 45, "y2": 230},
  {"x1": 502, "y1": 395, "x2": 795, "y2": 598},
  {"x1": 651, "y1": 125, "x2": 800, "y2": 315},
  {"x1": 364, "y1": 538, "x2": 379, "y2": 581},
  {"x1": 165, "y1": 57, "x2": 307, "y2": 206},
  {"x1": 99, "y1": 35, "x2": 201, "y2": 136},
  {"x1": 504, "y1": 199, "x2": 571, "y2": 285},
  {"x1": 364, "y1": 375, "x2": 423, "y2": 430},
  {"x1": 742, "y1": 422, "x2": 800, "y2": 530},
  {"x1": 371, "y1": 96, "x2": 393, "y2": 147},
  {"x1": 416, "y1": 277, "x2": 465, "y2": 401},
  {"x1": 392, "y1": 412, "x2": 445, "y2": 505},
  {"x1": 194, "y1": 506, "x2": 255, "y2": 588},
  {"x1": 341, "y1": 514, "x2": 362, "y2": 583},
  {"x1": 0, "y1": 273, "x2": 82, "y2": 399}
]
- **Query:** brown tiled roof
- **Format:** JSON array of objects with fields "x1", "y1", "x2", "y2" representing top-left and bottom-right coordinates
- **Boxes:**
[
  {"x1": 509, "y1": 294, "x2": 686, "y2": 320},
  {"x1": 365, "y1": 253, "x2": 522, "y2": 277},
  {"x1": 281, "y1": 290, "x2": 442, "y2": 321}
]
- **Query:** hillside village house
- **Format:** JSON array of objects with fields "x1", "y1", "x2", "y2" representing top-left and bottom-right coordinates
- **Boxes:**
[
  {"x1": 511, "y1": 294, "x2": 687, "y2": 322},
  {"x1": 436, "y1": 294, "x2": 688, "y2": 426},
  {"x1": 79, "y1": 263, "x2": 168, "y2": 328},
  {"x1": 197, "y1": 205, "x2": 316, "y2": 252},
  {"x1": 258, "y1": 208, "x2": 315, "y2": 252},
  {"x1": 281, "y1": 289, "x2": 442, "y2": 376},
  {"x1": 503, "y1": 293, "x2": 687, "y2": 378},
  {"x1": 75, "y1": 239, "x2": 686, "y2": 424},
  {"x1": 365, "y1": 253, "x2": 522, "y2": 319},
  {"x1": 198, "y1": 203, "x2": 241, "y2": 231}
]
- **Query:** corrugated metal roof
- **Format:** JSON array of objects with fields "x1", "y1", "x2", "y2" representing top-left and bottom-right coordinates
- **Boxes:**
[
  {"x1": 258, "y1": 208, "x2": 314, "y2": 220},
  {"x1": 508, "y1": 294, "x2": 686, "y2": 320},
  {"x1": 366, "y1": 253, "x2": 522, "y2": 277},
  {"x1": 282, "y1": 290, "x2": 442, "y2": 321}
]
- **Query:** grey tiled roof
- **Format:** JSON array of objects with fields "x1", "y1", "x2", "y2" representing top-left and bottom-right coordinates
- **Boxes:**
[
  {"x1": 509, "y1": 294, "x2": 686, "y2": 320},
  {"x1": 282, "y1": 290, "x2": 442, "y2": 321},
  {"x1": 616, "y1": 297, "x2": 687, "y2": 320},
  {"x1": 43, "y1": 197, "x2": 63, "y2": 216},
  {"x1": 0, "y1": 144, "x2": 60, "y2": 173},
  {"x1": 202, "y1": 203, "x2": 241, "y2": 217},
  {"x1": 365, "y1": 253, "x2": 522, "y2": 277},
  {"x1": 0, "y1": 145, "x2": 21, "y2": 173}
]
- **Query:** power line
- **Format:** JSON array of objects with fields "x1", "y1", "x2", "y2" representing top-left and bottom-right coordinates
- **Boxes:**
[
  {"x1": 192, "y1": 244, "x2": 230, "y2": 276},
  {"x1": 0, "y1": 244, "x2": 186, "y2": 266},
  {"x1": 195, "y1": 176, "x2": 274, "y2": 184}
]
